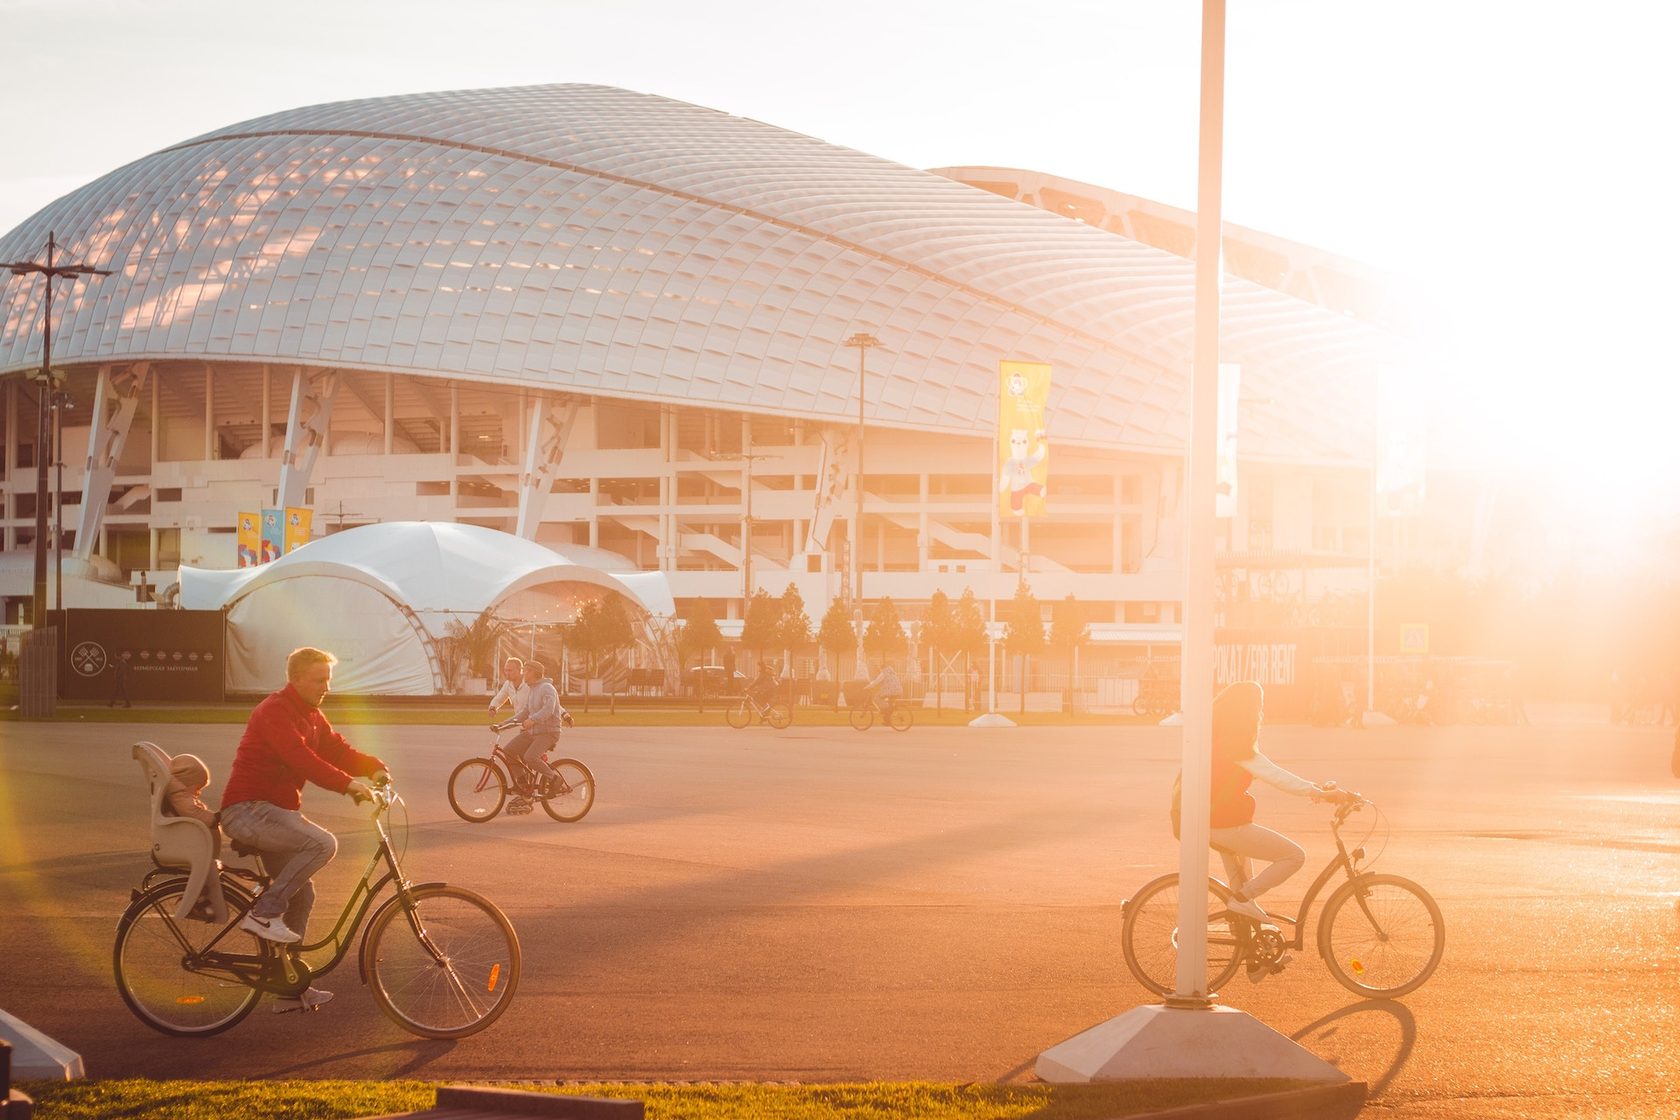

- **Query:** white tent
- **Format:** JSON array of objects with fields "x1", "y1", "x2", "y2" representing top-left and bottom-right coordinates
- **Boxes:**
[{"x1": 177, "y1": 522, "x2": 674, "y2": 695}]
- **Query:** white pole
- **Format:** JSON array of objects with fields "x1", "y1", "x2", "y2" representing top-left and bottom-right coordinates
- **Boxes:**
[
  {"x1": 989, "y1": 410, "x2": 1000, "y2": 716},
  {"x1": 1367, "y1": 449, "x2": 1378, "y2": 717},
  {"x1": 971, "y1": 366, "x2": 1015, "y2": 727},
  {"x1": 1173, "y1": 0, "x2": 1225, "y2": 1006}
]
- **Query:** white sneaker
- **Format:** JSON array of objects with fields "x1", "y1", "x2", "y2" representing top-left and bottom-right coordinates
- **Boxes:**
[
  {"x1": 273, "y1": 987, "x2": 334, "y2": 1013},
  {"x1": 239, "y1": 911, "x2": 301, "y2": 944},
  {"x1": 1247, "y1": 952, "x2": 1293, "y2": 984},
  {"x1": 1225, "y1": 895, "x2": 1267, "y2": 922}
]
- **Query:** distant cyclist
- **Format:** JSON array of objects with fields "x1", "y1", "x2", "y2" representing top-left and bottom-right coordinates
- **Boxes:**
[
  {"x1": 504, "y1": 661, "x2": 572, "y2": 812},
  {"x1": 865, "y1": 662, "x2": 903, "y2": 721},
  {"x1": 749, "y1": 662, "x2": 778, "y2": 709}
]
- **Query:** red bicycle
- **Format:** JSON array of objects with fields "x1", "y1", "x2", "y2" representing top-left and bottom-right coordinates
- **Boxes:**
[{"x1": 447, "y1": 720, "x2": 595, "y2": 823}]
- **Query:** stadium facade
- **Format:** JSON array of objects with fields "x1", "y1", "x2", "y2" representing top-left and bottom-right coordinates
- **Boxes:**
[{"x1": 0, "y1": 84, "x2": 1403, "y2": 672}]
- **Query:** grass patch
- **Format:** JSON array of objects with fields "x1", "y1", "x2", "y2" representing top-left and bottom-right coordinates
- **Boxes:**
[{"x1": 21, "y1": 1078, "x2": 1314, "y2": 1120}]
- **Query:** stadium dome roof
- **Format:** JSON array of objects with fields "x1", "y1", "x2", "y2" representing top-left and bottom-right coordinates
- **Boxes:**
[{"x1": 0, "y1": 84, "x2": 1396, "y2": 461}]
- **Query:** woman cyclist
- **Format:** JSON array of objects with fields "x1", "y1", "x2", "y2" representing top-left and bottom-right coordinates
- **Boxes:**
[{"x1": 1174, "y1": 680, "x2": 1354, "y2": 925}]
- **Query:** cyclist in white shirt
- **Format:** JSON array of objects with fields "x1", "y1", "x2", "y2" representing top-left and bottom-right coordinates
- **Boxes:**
[{"x1": 488, "y1": 656, "x2": 528, "y2": 715}]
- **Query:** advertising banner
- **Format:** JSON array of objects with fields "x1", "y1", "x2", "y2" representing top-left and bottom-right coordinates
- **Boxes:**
[
  {"x1": 283, "y1": 506, "x2": 313, "y2": 554},
  {"x1": 998, "y1": 360, "x2": 1051, "y2": 518},
  {"x1": 61, "y1": 608, "x2": 226, "y2": 702},
  {"x1": 260, "y1": 509, "x2": 284, "y2": 564},
  {"x1": 236, "y1": 512, "x2": 260, "y2": 568}
]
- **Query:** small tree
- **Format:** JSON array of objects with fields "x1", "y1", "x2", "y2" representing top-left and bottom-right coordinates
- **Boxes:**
[
  {"x1": 739, "y1": 588, "x2": 781, "y2": 671},
  {"x1": 1049, "y1": 594, "x2": 1090, "y2": 709},
  {"x1": 564, "y1": 595, "x2": 635, "y2": 712},
  {"x1": 864, "y1": 595, "x2": 909, "y2": 667},
  {"x1": 818, "y1": 598, "x2": 856, "y2": 701},
  {"x1": 955, "y1": 588, "x2": 989, "y2": 707},
  {"x1": 775, "y1": 583, "x2": 813, "y2": 668},
  {"x1": 676, "y1": 602, "x2": 722, "y2": 711},
  {"x1": 440, "y1": 609, "x2": 507, "y2": 694},
  {"x1": 1004, "y1": 582, "x2": 1045, "y2": 714},
  {"x1": 923, "y1": 590, "x2": 957, "y2": 711}
]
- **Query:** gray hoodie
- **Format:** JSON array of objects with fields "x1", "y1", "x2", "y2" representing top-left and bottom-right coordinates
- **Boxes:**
[{"x1": 516, "y1": 677, "x2": 566, "y2": 734}]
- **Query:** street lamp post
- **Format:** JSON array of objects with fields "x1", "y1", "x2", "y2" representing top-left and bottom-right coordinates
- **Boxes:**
[
  {"x1": 1, "y1": 231, "x2": 111, "y2": 626},
  {"x1": 53, "y1": 386, "x2": 70, "y2": 613},
  {"x1": 843, "y1": 332, "x2": 880, "y2": 608}
]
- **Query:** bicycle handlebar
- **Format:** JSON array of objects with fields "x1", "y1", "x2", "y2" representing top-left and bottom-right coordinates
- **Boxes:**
[{"x1": 1330, "y1": 794, "x2": 1369, "y2": 825}]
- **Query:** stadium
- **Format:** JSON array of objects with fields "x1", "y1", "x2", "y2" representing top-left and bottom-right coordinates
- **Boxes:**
[{"x1": 0, "y1": 84, "x2": 1402, "y2": 698}]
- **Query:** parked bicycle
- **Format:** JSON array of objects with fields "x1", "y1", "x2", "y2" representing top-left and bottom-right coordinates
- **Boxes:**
[
  {"x1": 1133, "y1": 679, "x2": 1178, "y2": 719},
  {"x1": 114, "y1": 780, "x2": 520, "y2": 1039},
  {"x1": 1120, "y1": 796, "x2": 1444, "y2": 999},
  {"x1": 849, "y1": 696, "x2": 912, "y2": 732},
  {"x1": 726, "y1": 693, "x2": 792, "y2": 730},
  {"x1": 447, "y1": 720, "x2": 595, "y2": 823}
]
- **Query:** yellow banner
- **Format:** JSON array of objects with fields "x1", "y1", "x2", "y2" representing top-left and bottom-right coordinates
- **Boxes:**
[
  {"x1": 236, "y1": 512, "x2": 261, "y2": 568},
  {"x1": 998, "y1": 360, "x2": 1051, "y2": 517},
  {"x1": 283, "y1": 507, "x2": 313, "y2": 554}
]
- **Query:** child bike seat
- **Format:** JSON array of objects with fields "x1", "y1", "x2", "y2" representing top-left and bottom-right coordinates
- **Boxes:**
[{"x1": 132, "y1": 741, "x2": 228, "y2": 924}]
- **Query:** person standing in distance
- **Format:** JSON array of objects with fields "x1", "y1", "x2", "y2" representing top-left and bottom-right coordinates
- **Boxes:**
[{"x1": 219, "y1": 647, "x2": 389, "y2": 1011}]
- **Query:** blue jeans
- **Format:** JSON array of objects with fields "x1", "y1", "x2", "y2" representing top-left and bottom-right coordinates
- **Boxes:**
[
  {"x1": 1210, "y1": 822, "x2": 1305, "y2": 902},
  {"x1": 505, "y1": 729, "x2": 560, "y2": 787},
  {"x1": 219, "y1": 800, "x2": 337, "y2": 938}
]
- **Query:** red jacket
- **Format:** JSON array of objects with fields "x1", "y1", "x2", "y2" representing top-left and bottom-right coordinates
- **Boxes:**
[
  {"x1": 1209, "y1": 755, "x2": 1257, "y2": 828},
  {"x1": 220, "y1": 684, "x2": 386, "y2": 811}
]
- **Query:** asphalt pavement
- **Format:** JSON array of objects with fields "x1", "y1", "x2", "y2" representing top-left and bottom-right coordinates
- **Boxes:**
[{"x1": 1, "y1": 713, "x2": 1677, "y2": 1117}]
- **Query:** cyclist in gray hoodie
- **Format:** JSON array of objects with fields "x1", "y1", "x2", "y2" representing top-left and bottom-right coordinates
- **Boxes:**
[{"x1": 505, "y1": 661, "x2": 572, "y2": 811}]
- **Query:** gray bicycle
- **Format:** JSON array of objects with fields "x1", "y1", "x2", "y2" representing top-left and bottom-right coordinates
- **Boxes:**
[{"x1": 1120, "y1": 796, "x2": 1444, "y2": 999}]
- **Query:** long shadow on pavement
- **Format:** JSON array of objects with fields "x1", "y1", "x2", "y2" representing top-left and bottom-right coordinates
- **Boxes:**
[{"x1": 1293, "y1": 999, "x2": 1416, "y2": 1097}]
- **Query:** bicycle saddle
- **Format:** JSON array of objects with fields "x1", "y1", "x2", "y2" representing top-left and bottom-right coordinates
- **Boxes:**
[{"x1": 132, "y1": 741, "x2": 229, "y2": 924}]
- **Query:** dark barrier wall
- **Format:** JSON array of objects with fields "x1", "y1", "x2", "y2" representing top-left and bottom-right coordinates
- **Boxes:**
[
  {"x1": 1214, "y1": 626, "x2": 1363, "y2": 721},
  {"x1": 59, "y1": 609, "x2": 226, "y2": 702}
]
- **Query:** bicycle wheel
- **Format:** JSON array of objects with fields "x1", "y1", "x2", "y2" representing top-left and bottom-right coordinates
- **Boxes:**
[
  {"x1": 114, "y1": 879, "x2": 265, "y2": 1036},
  {"x1": 1121, "y1": 874, "x2": 1245, "y2": 997},
  {"x1": 889, "y1": 705, "x2": 913, "y2": 731},
  {"x1": 1131, "y1": 692, "x2": 1151, "y2": 717},
  {"x1": 767, "y1": 703, "x2": 792, "y2": 730},
  {"x1": 540, "y1": 759, "x2": 596, "y2": 823},
  {"x1": 849, "y1": 705, "x2": 874, "y2": 731},
  {"x1": 447, "y1": 758, "x2": 507, "y2": 822},
  {"x1": 364, "y1": 884, "x2": 521, "y2": 1039},
  {"x1": 726, "y1": 699, "x2": 752, "y2": 729},
  {"x1": 1318, "y1": 873, "x2": 1444, "y2": 998}
]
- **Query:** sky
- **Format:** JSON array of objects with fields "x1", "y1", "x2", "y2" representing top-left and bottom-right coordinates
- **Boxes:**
[{"x1": 3, "y1": 0, "x2": 1677, "y2": 525}]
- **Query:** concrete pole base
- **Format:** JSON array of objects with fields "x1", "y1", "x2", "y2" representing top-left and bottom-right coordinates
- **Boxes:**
[
  {"x1": 0, "y1": 1010, "x2": 84, "y2": 1079},
  {"x1": 968, "y1": 712, "x2": 1016, "y2": 727},
  {"x1": 1036, "y1": 1002, "x2": 1349, "y2": 1083}
]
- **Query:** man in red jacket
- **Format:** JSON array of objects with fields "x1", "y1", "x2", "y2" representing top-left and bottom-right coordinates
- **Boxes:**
[{"x1": 219, "y1": 647, "x2": 389, "y2": 1010}]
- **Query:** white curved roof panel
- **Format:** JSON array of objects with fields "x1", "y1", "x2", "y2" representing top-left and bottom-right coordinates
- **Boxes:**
[
  {"x1": 0, "y1": 84, "x2": 1396, "y2": 460},
  {"x1": 177, "y1": 521, "x2": 673, "y2": 619}
]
